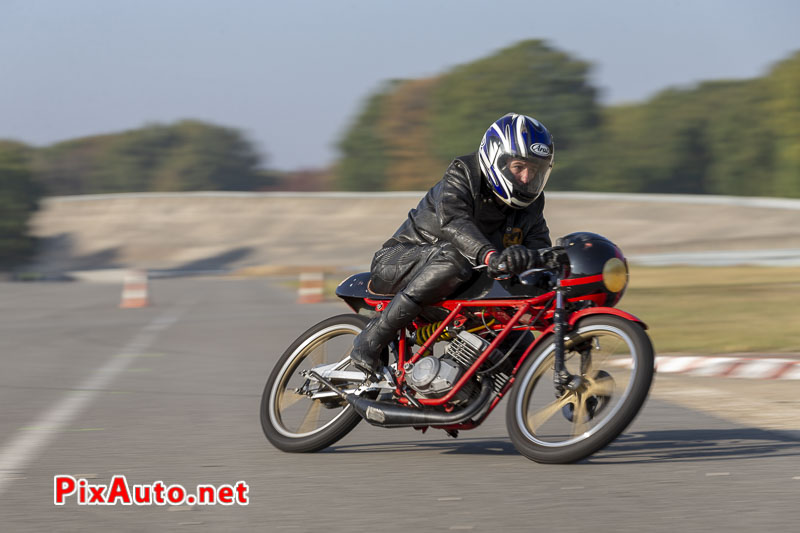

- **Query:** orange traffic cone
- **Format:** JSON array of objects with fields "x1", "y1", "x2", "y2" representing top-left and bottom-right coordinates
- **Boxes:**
[
  {"x1": 120, "y1": 269, "x2": 150, "y2": 308},
  {"x1": 297, "y1": 271, "x2": 324, "y2": 304}
]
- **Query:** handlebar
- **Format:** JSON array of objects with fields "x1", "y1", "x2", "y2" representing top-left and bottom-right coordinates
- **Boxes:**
[{"x1": 473, "y1": 264, "x2": 565, "y2": 284}]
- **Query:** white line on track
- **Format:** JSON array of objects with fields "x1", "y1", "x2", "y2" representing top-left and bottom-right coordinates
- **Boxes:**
[{"x1": 0, "y1": 306, "x2": 185, "y2": 495}]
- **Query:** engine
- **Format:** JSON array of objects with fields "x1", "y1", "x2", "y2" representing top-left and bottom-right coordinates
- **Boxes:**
[{"x1": 405, "y1": 331, "x2": 500, "y2": 404}]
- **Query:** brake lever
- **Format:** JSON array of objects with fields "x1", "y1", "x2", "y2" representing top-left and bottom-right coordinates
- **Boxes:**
[
  {"x1": 472, "y1": 264, "x2": 512, "y2": 280},
  {"x1": 519, "y1": 267, "x2": 549, "y2": 277}
]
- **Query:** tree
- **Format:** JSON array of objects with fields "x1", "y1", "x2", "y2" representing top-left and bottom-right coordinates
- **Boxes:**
[
  {"x1": 428, "y1": 40, "x2": 600, "y2": 190},
  {"x1": 377, "y1": 77, "x2": 443, "y2": 190},
  {"x1": 335, "y1": 40, "x2": 601, "y2": 191},
  {"x1": 587, "y1": 80, "x2": 772, "y2": 196},
  {"x1": 704, "y1": 80, "x2": 774, "y2": 196},
  {"x1": 0, "y1": 141, "x2": 41, "y2": 268},
  {"x1": 33, "y1": 121, "x2": 266, "y2": 194},
  {"x1": 764, "y1": 51, "x2": 800, "y2": 197},
  {"x1": 334, "y1": 85, "x2": 393, "y2": 191},
  {"x1": 34, "y1": 134, "x2": 115, "y2": 195},
  {"x1": 149, "y1": 121, "x2": 263, "y2": 191}
]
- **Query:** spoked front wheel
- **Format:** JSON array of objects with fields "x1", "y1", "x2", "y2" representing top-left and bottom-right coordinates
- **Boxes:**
[
  {"x1": 260, "y1": 314, "x2": 370, "y2": 453},
  {"x1": 506, "y1": 315, "x2": 654, "y2": 464}
]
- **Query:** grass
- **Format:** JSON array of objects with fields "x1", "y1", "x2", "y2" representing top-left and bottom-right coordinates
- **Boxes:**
[
  {"x1": 622, "y1": 266, "x2": 800, "y2": 354},
  {"x1": 285, "y1": 266, "x2": 800, "y2": 355}
]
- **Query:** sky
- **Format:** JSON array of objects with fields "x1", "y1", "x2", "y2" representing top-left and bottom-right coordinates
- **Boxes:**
[{"x1": 2, "y1": 0, "x2": 799, "y2": 171}]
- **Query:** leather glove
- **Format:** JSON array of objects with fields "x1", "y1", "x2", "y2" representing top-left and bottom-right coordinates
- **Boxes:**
[
  {"x1": 501, "y1": 245, "x2": 540, "y2": 274},
  {"x1": 538, "y1": 246, "x2": 570, "y2": 274},
  {"x1": 485, "y1": 245, "x2": 539, "y2": 278}
]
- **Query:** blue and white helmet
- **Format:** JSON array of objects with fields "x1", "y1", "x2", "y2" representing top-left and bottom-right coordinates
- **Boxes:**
[{"x1": 478, "y1": 113, "x2": 554, "y2": 208}]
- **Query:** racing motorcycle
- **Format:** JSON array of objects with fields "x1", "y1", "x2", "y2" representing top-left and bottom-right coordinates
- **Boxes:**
[{"x1": 260, "y1": 232, "x2": 654, "y2": 464}]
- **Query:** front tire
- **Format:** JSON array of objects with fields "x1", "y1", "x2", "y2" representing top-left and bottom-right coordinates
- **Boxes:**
[
  {"x1": 260, "y1": 314, "x2": 370, "y2": 453},
  {"x1": 506, "y1": 315, "x2": 654, "y2": 464}
]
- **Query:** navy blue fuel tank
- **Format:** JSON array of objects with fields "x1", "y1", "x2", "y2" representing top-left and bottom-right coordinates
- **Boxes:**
[{"x1": 335, "y1": 271, "x2": 550, "y2": 315}]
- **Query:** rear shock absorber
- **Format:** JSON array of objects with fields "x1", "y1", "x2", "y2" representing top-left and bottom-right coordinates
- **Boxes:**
[
  {"x1": 413, "y1": 319, "x2": 497, "y2": 356},
  {"x1": 414, "y1": 321, "x2": 454, "y2": 346}
]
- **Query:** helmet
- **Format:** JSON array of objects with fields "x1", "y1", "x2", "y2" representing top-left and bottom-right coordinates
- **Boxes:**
[{"x1": 478, "y1": 113, "x2": 554, "y2": 208}]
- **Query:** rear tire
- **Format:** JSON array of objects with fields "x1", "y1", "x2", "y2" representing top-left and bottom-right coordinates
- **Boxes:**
[
  {"x1": 260, "y1": 314, "x2": 370, "y2": 453},
  {"x1": 506, "y1": 315, "x2": 654, "y2": 464}
]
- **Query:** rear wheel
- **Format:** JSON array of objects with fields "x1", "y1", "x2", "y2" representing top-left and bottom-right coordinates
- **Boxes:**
[
  {"x1": 260, "y1": 314, "x2": 370, "y2": 453},
  {"x1": 506, "y1": 315, "x2": 654, "y2": 464}
]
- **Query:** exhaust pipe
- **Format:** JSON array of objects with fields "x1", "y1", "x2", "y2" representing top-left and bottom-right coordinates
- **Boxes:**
[{"x1": 345, "y1": 378, "x2": 493, "y2": 428}]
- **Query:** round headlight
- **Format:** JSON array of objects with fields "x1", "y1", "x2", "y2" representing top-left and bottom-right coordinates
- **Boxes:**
[{"x1": 602, "y1": 257, "x2": 628, "y2": 293}]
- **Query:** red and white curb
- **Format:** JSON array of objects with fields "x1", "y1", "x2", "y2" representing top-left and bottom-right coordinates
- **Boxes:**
[{"x1": 612, "y1": 355, "x2": 800, "y2": 380}]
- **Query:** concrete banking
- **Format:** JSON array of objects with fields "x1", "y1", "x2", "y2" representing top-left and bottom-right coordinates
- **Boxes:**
[{"x1": 27, "y1": 191, "x2": 800, "y2": 274}]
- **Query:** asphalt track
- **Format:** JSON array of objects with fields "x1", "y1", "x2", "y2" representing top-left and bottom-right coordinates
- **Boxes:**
[{"x1": 1, "y1": 278, "x2": 798, "y2": 532}]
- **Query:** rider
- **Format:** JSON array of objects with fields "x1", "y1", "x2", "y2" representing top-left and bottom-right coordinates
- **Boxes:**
[{"x1": 350, "y1": 113, "x2": 566, "y2": 375}]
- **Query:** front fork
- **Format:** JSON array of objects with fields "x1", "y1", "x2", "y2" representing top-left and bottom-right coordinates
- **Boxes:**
[{"x1": 552, "y1": 283, "x2": 580, "y2": 394}]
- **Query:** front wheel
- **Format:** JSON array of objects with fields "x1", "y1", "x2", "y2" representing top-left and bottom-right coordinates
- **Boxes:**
[
  {"x1": 260, "y1": 314, "x2": 370, "y2": 453},
  {"x1": 506, "y1": 315, "x2": 654, "y2": 464}
]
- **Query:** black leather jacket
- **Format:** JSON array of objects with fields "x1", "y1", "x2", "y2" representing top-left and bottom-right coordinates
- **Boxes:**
[{"x1": 389, "y1": 152, "x2": 551, "y2": 265}]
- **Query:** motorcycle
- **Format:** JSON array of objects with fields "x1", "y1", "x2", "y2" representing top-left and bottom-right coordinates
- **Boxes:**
[{"x1": 260, "y1": 232, "x2": 654, "y2": 464}]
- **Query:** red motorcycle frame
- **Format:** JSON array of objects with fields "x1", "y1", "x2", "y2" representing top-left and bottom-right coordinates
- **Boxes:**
[
  {"x1": 361, "y1": 276, "x2": 645, "y2": 430},
  {"x1": 261, "y1": 232, "x2": 655, "y2": 464}
]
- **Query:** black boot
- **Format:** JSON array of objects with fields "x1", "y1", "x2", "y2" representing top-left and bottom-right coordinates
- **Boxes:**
[{"x1": 350, "y1": 292, "x2": 422, "y2": 374}]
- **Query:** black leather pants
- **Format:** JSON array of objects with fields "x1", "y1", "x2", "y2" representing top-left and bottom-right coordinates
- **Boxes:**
[
  {"x1": 369, "y1": 240, "x2": 474, "y2": 306},
  {"x1": 349, "y1": 240, "x2": 475, "y2": 373}
]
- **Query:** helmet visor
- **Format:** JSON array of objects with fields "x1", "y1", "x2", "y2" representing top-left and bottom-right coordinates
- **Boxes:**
[{"x1": 499, "y1": 156, "x2": 552, "y2": 200}]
